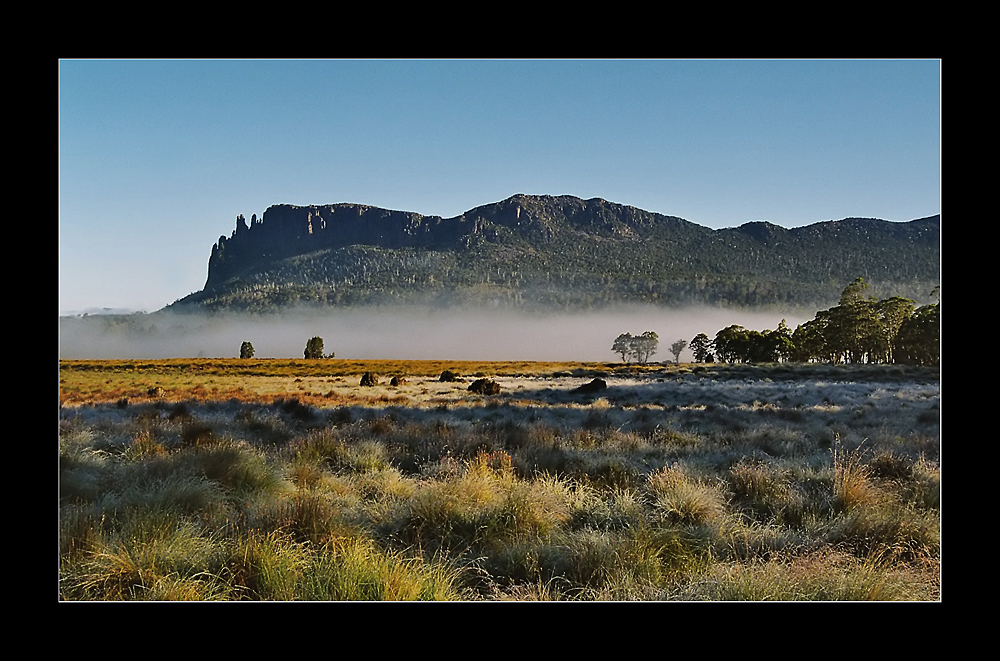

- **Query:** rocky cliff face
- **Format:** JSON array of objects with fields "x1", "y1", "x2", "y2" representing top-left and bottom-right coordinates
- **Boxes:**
[
  {"x1": 208, "y1": 204, "x2": 457, "y2": 290},
  {"x1": 205, "y1": 195, "x2": 690, "y2": 291},
  {"x1": 191, "y1": 194, "x2": 940, "y2": 312}
]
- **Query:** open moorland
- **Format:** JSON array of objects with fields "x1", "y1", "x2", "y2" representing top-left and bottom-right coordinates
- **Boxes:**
[{"x1": 59, "y1": 359, "x2": 941, "y2": 601}]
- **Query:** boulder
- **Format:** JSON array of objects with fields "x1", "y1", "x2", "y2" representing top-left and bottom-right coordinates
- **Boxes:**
[
  {"x1": 573, "y1": 378, "x2": 608, "y2": 394},
  {"x1": 389, "y1": 376, "x2": 407, "y2": 386},
  {"x1": 468, "y1": 378, "x2": 501, "y2": 395},
  {"x1": 360, "y1": 372, "x2": 379, "y2": 387},
  {"x1": 439, "y1": 370, "x2": 463, "y2": 382}
]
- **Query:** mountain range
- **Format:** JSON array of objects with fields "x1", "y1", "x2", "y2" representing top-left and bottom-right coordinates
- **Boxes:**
[{"x1": 169, "y1": 194, "x2": 940, "y2": 313}]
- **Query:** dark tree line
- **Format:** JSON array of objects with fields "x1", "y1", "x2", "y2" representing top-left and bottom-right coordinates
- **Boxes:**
[{"x1": 693, "y1": 278, "x2": 939, "y2": 366}]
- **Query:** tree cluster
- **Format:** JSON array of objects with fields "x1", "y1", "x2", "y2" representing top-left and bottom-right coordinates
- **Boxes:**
[
  {"x1": 613, "y1": 278, "x2": 940, "y2": 367},
  {"x1": 786, "y1": 279, "x2": 939, "y2": 365},
  {"x1": 710, "y1": 320, "x2": 796, "y2": 364},
  {"x1": 612, "y1": 331, "x2": 659, "y2": 364},
  {"x1": 693, "y1": 278, "x2": 939, "y2": 366}
]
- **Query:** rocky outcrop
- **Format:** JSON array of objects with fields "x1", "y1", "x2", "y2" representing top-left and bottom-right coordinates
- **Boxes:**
[
  {"x1": 207, "y1": 203, "x2": 468, "y2": 290},
  {"x1": 204, "y1": 195, "x2": 693, "y2": 292}
]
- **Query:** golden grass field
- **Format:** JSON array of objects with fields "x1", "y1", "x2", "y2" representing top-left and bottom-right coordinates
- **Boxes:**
[{"x1": 58, "y1": 358, "x2": 661, "y2": 408}]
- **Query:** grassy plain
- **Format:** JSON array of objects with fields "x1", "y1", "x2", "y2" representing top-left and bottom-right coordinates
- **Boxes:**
[{"x1": 59, "y1": 358, "x2": 941, "y2": 601}]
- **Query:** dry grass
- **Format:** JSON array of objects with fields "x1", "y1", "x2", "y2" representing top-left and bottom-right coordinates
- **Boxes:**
[{"x1": 59, "y1": 359, "x2": 940, "y2": 601}]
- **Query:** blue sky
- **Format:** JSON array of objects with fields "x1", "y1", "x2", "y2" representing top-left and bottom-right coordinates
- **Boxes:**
[{"x1": 58, "y1": 59, "x2": 941, "y2": 315}]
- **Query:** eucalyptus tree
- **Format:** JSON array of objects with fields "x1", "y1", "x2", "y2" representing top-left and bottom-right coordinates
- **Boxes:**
[
  {"x1": 874, "y1": 296, "x2": 916, "y2": 364},
  {"x1": 690, "y1": 333, "x2": 712, "y2": 362},
  {"x1": 896, "y1": 299, "x2": 940, "y2": 366},
  {"x1": 304, "y1": 336, "x2": 325, "y2": 359},
  {"x1": 669, "y1": 338, "x2": 688, "y2": 364},
  {"x1": 632, "y1": 331, "x2": 660, "y2": 364},
  {"x1": 613, "y1": 333, "x2": 634, "y2": 362},
  {"x1": 613, "y1": 331, "x2": 660, "y2": 363},
  {"x1": 771, "y1": 319, "x2": 796, "y2": 362},
  {"x1": 714, "y1": 325, "x2": 750, "y2": 363}
]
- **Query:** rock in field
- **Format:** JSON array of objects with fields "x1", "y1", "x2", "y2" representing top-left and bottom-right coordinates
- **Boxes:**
[
  {"x1": 573, "y1": 378, "x2": 608, "y2": 394},
  {"x1": 468, "y1": 378, "x2": 501, "y2": 395}
]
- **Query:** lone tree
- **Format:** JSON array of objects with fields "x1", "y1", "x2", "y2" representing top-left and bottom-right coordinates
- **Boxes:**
[
  {"x1": 690, "y1": 333, "x2": 712, "y2": 362},
  {"x1": 613, "y1": 333, "x2": 634, "y2": 362},
  {"x1": 669, "y1": 338, "x2": 688, "y2": 364},
  {"x1": 304, "y1": 336, "x2": 325, "y2": 359},
  {"x1": 240, "y1": 341, "x2": 255, "y2": 359},
  {"x1": 633, "y1": 331, "x2": 659, "y2": 364}
]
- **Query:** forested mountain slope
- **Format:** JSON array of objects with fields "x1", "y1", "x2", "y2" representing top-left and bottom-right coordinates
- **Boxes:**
[{"x1": 170, "y1": 194, "x2": 940, "y2": 312}]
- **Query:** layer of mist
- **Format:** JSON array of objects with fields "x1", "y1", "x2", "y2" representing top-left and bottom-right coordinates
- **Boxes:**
[{"x1": 58, "y1": 305, "x2": 811, "y2": 362}]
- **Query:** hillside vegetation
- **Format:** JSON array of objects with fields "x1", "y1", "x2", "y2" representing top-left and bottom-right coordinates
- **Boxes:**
[{"x1": 170, "y1": 195, "x2": 939, "y2": 312}]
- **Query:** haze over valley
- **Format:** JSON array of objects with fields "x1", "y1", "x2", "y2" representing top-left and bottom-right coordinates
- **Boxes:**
[{"x1": 58, "y1": 305, "x2": 812, "y2": 361}]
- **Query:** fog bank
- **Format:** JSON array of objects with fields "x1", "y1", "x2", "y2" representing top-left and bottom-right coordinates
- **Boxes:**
[{"x1": 59, "y1": 305, "x2": 811, "y2": 362}]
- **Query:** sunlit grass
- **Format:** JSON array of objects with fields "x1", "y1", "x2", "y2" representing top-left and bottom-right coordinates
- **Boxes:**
[{"x1": 59, "y1": 360, "x2": 939, "y2": 601}]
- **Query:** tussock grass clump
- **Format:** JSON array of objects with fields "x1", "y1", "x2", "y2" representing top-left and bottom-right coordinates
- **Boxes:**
[
  {"x1": 646, "y1": 465, "x2": 727, "y2": 526},
  {"x1": 179, "y1": 439, "x2": 289, "y2": 497},
  {"x1": 831, "y1": 442, "x2": 881, "y2": 513},
  {"x1": 568, "y1": 485, "x2": 646, "y2": 533},
  {"x1": 825, "y1": 505, "x2": 940, "y2": 562},
  {"x1": 386, "y1": 451, "x2": 574, "y2": 554},
  {"x1": 248, "y1": 491, "x2": 355, "y2": 547},
  {"x1": 539, "y1": 529, "x2": 665, "y2": 594},
  {"x1": 303, "y1": 537, "x2": 465, "y2": 601},
  {"x1": 122, "y1": 430, "x2": 168, "y2": 462},
  {"x1": 221, "y1": 530, "x2": 309, "y2": 600},
  {"x1": 728, "y1": 460, "x2": 809, "y2": 526}
]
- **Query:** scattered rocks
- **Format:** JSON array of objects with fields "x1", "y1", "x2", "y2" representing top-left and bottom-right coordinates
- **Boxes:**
[
  {"x1": 468, "y1": 378, "x2": 502, "y2": 395},
  {"x1": 360, "y1": 372, "x2": 379, "y2": 387},
  {"x1": 573, "y1": 378, "x2": 608, "y2": 394}
]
